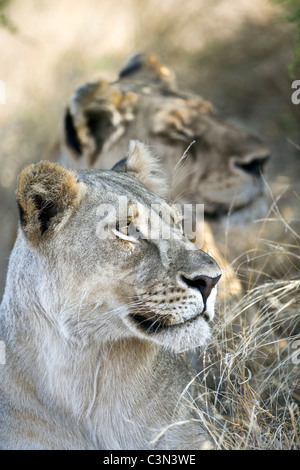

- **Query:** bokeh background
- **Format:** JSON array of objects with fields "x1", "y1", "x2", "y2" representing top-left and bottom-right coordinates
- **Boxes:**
[{"x1": 0, "y1": 0, "x2": 299, "y2": 298}]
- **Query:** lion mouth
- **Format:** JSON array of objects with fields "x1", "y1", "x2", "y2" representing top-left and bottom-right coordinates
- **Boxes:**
[
  {"x1": 204, "y1": 192, "x2": 266, "y2": 221},
  {"x1": 130, "y1": 310, "x2": 208, "y2": 334}
]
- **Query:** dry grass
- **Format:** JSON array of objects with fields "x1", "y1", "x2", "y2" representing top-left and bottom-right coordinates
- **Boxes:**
[
  {"x1": 184, "y1": 209, "x2": 300, "y2": 449},
  {"x1": 154, "y1": 208, "x2": 300, "y2": 449},
  {"x1": 209, "y1": 284, "x2": 299, "y2": 449}
]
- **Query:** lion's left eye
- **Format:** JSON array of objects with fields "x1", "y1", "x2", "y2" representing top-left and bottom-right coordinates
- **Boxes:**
[
  {"x1": 113, "y1": 222, "x2": 140, "y2": 244},
  {"x1": 117, "y1": 224, "x2": 131, "y2": 236}
]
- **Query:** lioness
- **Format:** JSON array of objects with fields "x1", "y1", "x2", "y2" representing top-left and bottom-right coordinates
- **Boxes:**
[{"x1": 0, "y1": 141, "x2": 221, "y2": 450}]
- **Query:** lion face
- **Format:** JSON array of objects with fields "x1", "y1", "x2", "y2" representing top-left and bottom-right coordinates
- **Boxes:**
[
  {"x1": 58, "y1": 54, "x2": 269, "y2": 222},
  {"x1": 16, "y1": 141, "x2": 221, "y2": 352}
]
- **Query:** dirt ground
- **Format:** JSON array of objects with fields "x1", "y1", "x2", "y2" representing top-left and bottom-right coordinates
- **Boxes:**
[{"x1": 0, "y1": 0, "x2": 299, "y2": 298}]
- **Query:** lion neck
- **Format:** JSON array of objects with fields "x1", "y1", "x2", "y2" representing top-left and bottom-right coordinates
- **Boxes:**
[
  {"x1": 0, "y1": 238, "x2": 167, "y2": 447},
  {"x1": 1, "y1": 276, "x2": 161, "y2": 444}
]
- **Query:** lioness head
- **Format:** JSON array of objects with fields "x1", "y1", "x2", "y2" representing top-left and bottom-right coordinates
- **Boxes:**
[
  {"x1": 59, "y1": 54, "x2": 269, "y2": 220},
  {"x1": 16, "y1": 141, "x2": 221, "y2": 352}
]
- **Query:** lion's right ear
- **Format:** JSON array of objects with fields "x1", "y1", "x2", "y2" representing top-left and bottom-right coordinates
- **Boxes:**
[
  {"x1": 64, "y1": 80, "x2": 137, "y2": 167},
  {"x1": 17, "y1": 162, "x2": 85, "y2": 244},
  {"x1": 113, "y1": 140, "x2": 169, "y2": 199}
]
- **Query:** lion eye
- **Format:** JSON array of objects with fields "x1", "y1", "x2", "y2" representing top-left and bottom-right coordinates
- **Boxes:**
[
  {"x1": 113, "y1": 221, "x2": 140, "y2": 244},
  {"x1": 117, "y1": 224, "x2": 131, "y2": 236}
]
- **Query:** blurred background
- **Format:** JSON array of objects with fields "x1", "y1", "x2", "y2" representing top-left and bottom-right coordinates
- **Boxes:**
[{"x1": 0, "y1": 0, "x2": 299, "y2": 298}]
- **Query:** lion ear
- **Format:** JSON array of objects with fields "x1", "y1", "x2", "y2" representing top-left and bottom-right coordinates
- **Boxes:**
[
  {"x1": 64, "y1": 79, "x2": 137, "y2": 167},
  {"x1": 113, "y1": 140, "x2": 169, "y2": 199},
  {"x1": 118, "y1": 53, "x2": 176, "y2": 88},
  {"x1": 17, "y1": 162, "x2": 85, "y2": 244}
]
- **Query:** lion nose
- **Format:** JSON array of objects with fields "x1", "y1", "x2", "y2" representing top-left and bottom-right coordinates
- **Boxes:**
[{"x1": 180, "y1": 274, "x2": 221, "y2": 305}]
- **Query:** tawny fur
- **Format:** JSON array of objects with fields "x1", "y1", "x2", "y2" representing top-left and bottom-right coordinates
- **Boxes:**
[{"x1": 0, "y1": 141, "x2": 222, "y2": 450}]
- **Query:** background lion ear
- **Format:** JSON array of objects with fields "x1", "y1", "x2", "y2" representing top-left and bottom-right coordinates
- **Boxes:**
[
  {"x1": 115, "y1": 140, "x2": 169, "y2": 199},
  {"x1": 118, "y1": 52, "x2": 177, "y2": 88},
  {"x1": 17, "y1": 162, "x2": 85, "y2": 244},
  {"x1": 64, "y1": 80, "x2": 138, "y2": 167}
]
